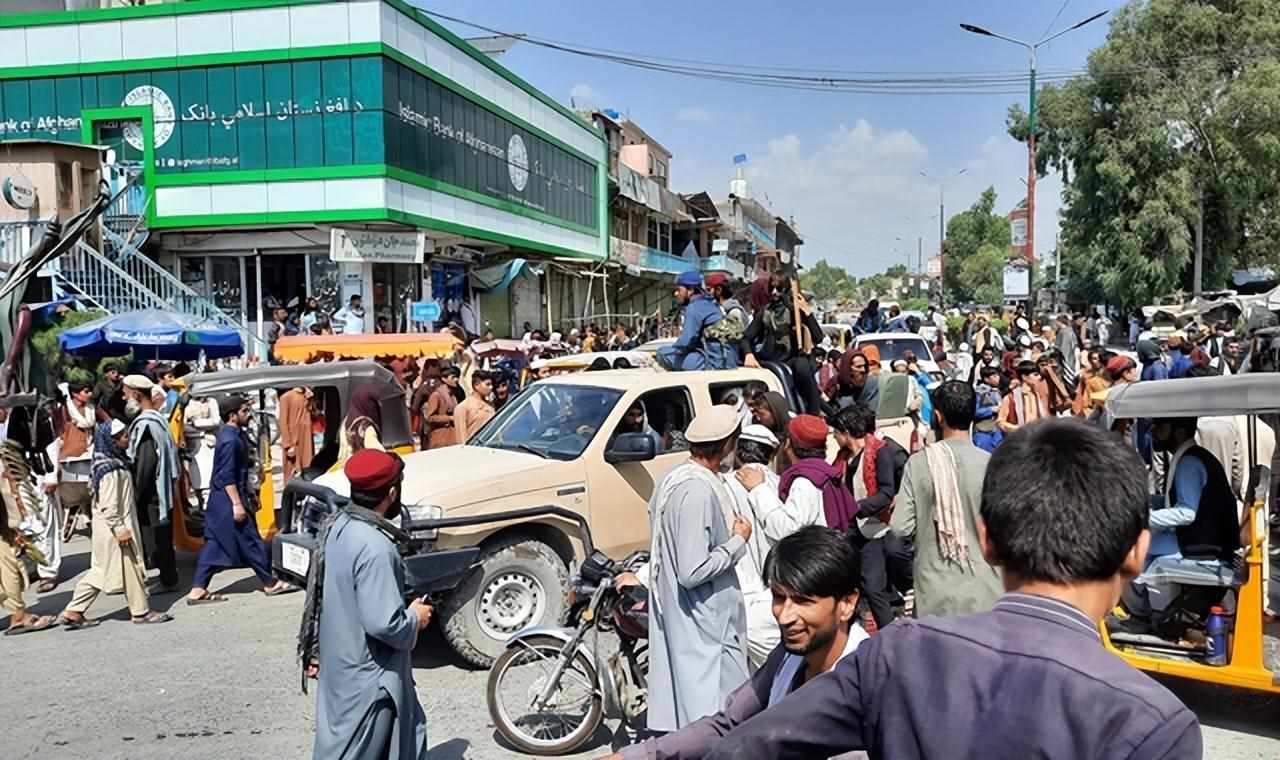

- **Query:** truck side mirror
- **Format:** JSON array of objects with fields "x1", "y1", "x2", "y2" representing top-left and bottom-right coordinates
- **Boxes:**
[{"x1": 606, "y1": 432, "x2": 657, "y2": 464}]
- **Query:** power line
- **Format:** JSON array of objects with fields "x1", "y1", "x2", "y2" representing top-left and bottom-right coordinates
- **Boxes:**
[
  {"x1": 1042, "y1": 0, "x2": 1074, "y2": 41},
  {"x1": 420, "y1": 7, "x2": 1280, "y2": 97}
]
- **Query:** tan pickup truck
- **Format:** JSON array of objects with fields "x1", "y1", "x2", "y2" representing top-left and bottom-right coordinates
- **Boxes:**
[{"x1": 315, "y1": 367, "x2": 786, "y2": 666}]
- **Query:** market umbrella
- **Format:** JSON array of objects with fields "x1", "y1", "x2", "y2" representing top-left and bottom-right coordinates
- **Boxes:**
[{"x1": 58, "y1": 308, "x2": 244, "y2": 360}]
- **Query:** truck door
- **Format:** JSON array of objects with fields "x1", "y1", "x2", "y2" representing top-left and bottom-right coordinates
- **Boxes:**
[{"x1": 585, "y1": 385, "x2": 695, "y2": 556}]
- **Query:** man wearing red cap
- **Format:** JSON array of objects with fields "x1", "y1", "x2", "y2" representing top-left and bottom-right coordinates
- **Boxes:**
[
  {"x1": 738, "y1": 415, "x2": 855, "y2": 541},
  {"x1": 705, "y1": 272, "x2": 747, "y2": 367},
  {"x1": 308, "y1": 448, "x2": 431, "y2": 760}
]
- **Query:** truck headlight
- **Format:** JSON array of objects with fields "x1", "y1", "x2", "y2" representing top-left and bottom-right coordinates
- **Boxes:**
[{"x1": 403, "y1": 504, "x2": 444, "y2": 541}]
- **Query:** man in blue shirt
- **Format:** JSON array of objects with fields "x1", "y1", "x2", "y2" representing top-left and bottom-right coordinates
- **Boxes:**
[
  {"x1": 703, "y1": 419, "x2": 1201, "y2": 760},
  {"x1": 1116, "y1": 416, "x2": 1239, "y2": 634},
  {"x1": 657, "y1": 271, "x2": 725, "y2": 371},
  {"x1": 1168, "y1": 333, "x2": 1193, "y2": 378}
]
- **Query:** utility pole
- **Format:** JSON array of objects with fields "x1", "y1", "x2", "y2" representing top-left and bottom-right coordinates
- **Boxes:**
[
  {"x1": 1193, "y1": 184, "x2": 1204, "y2": 299},
  {"x1": 922, "y1": 168, "x2": 966, "y2": 309},
  {"x1": 961, "y1": 10, "x2": 1108, "y2": 290},
  {"x1": 1054, "y1": 231, "x2": 1062, "y2": 313}
]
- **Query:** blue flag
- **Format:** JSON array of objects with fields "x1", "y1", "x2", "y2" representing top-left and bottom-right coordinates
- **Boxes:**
[{"x1": 732, "y1": 153, "x2": 748, "y2": 164}]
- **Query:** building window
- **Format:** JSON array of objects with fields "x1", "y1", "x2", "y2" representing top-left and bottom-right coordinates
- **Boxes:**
[{"x1": 647, "y1": 219, "x2": 671, "y2": 252}]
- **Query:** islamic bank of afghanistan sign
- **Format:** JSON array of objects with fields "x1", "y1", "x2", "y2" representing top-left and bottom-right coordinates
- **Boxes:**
[{"x1": 121, "y1": 85, "x2": 176, "y2": 151}]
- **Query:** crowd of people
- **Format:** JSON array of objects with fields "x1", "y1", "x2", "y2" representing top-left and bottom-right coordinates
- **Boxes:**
[{"x1": 0, "y1": 360, "x2": 300, "y2": 637}]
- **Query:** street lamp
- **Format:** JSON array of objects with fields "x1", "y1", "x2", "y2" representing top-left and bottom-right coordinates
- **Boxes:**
[
  {"x1": 960, "y1": 10, "x2": 1108, "y2": 278},
  {"x1": 920, "y1": 168, "x2": 966, "y2": 308}
]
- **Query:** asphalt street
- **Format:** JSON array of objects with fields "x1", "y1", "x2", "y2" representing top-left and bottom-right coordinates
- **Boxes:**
[{"x1": 4, "y1": 536, "x2": 1280, "y2": 760}]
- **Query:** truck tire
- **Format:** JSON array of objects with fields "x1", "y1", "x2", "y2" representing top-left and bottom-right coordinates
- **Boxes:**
[{"x1": 440, "y1": 536, "x2": 569, "y2": 668}]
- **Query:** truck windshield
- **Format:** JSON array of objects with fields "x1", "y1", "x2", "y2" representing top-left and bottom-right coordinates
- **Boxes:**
[{"x1": 470, "y1": 383, "x2": 625, "y2": 461}]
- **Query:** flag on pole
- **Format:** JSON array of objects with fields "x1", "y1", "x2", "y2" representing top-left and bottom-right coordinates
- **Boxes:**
[{"x1": 732, "y1": 153, "x2": 748, "y2": 164}]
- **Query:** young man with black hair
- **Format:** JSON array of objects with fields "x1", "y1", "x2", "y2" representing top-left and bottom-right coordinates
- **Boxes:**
[
  {"x1": 831, "y1": 403, "x2": 910, "y2": 629},
  {"x1": 452, "y1": 370, "x2": 495, "y2": 445},
  {"x1": 891, "y1": 381, "x2": 1002, "y2": 618},
  {"x1": 705, "y1": 418, "x2": 1201, "y2": 760},
  {"x1": 611, "y1": 526, "x2": 866, "y2": 760},
  {"x1": 309, "y1": 448, "x2": 430, "y2": 760},
  {"x1": 972, "y1": 365, "x2": 1004, "y2": 452},
  {"x1": 997, "y1": 359, "x2": 1047, "y2": 433}
]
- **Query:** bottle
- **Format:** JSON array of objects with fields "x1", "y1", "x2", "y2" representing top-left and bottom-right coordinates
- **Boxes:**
[{"x1": 1205, "y1": 606, "x2": 1228, "y2": 666}]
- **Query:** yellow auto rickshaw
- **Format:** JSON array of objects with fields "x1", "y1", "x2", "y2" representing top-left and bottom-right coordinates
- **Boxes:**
[
  {"x1": 1101, "y1": 374, "x2": 1280, "y2": 693},
  {"x1": 185, "y1": 361, "x2": 416, "y2": 536}
]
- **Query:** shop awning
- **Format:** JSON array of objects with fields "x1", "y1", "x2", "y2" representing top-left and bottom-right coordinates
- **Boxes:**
[
  {"x1": 272, "y1": 332, "x2": 461, "y2": 362},
  {"x1": 471, "y1": 258, "x2": 542, "y2": 292}
]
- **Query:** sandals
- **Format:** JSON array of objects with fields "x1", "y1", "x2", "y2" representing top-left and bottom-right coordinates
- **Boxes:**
[
  {"x1": 263, "y1": 584, "x2": 299, "y2": 597},
  {"x1": 132, "y1": 612, "x2": 174, "y2": 625},
  {"x1": 59, "y1": 615, "x2": 101, "y2": 631},
  {"x1": 3, "y1": 614, "x2": 59, "y2": 636},
  {"x1": 185, "y1": 593, "x2": 228, "y2": 606},
  {"x1": 35, "y1": 579, "x2": 58, "y2": 594}
]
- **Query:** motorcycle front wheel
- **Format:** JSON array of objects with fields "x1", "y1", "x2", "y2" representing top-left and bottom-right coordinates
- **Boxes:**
[{"x1": 486, "y1": 634, "x2": 604, "y2": 755}]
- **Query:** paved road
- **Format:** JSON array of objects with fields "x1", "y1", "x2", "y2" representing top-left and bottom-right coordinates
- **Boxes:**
[{"x1": 4, "y1": 537, "x2": 1279, "y2": 760}]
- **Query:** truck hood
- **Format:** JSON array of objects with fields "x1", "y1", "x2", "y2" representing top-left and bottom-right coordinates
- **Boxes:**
[{"x1": 313, "y1": 445, "x2": 567, "y2": 509}]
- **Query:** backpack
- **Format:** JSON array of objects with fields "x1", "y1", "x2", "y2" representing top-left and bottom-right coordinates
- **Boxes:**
[{"x1": 705, "y1": 304, "x2": 746, "y2": 345}]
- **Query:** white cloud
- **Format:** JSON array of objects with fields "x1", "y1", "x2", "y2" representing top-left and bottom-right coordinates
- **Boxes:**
[
  {"x1": 675, "y1": 120, "x2": 1062, "y2": 278},
  {"x1": 674, "y1": 106, "x2": 713, "y2": 125}
]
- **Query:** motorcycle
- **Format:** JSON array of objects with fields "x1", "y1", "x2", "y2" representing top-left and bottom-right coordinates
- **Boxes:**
[{"x1": 486, "y1": 549, "x2": 649, "y2": 756}]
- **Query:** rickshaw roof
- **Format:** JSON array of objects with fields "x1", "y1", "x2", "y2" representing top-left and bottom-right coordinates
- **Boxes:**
[
  {"x1": 273, "y1": 332, "x2": 460, "y2": 362},
  {"x1": 1105, "y1": 375, "x2": 1280, "y2": 418},
  {"x1": 186, "y1": 360, "x2": 399, "y2": 398}
]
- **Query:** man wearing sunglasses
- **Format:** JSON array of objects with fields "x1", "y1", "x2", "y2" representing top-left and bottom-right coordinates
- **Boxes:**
[{"x1": 740, "y1": 274, "x2": 826, "y2": 414}]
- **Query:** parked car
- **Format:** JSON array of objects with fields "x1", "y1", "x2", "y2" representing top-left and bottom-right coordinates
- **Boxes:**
[{"x1": 310, "y1": 367, "x2": 788, "y2": 666}]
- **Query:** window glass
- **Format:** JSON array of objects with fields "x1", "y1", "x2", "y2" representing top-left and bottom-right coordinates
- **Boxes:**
[
  {"x1": 623, "y1": 387, "x2": 694, "y2": 454},
  {"x1": 471, "y1": 384, "x2": 624, "y2": 461}
]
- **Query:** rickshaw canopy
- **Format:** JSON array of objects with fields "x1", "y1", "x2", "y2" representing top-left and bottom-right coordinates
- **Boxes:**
[
  {"x1": 1105, "y1": 375, "x2": 1280, "y2": 419},
  {"x1": 186, "y1": 361, "x2": 414, "y2": 450},
  {"x1": 272, "y1": 332, "x2": 460, "y2": 363}
]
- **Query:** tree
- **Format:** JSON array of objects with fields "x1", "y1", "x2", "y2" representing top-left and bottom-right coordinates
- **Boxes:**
[
  {"x1": 799, "y1": 258, "x2": 857, "y2": 300},
  {"x1": 942, "y1": 186, "x2": 1011, "y2": 304},
  {"x1": 957, "y1": 243, "x2": 1006, "y2": 306},
  {"x1": 1007, "y1": 0, "x2": 1280, "y2": 307}
]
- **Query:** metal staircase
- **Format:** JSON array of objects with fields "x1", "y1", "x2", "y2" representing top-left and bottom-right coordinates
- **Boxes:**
[{"x1": 0, "y1": 205, "x2": 266, "y2": 357}]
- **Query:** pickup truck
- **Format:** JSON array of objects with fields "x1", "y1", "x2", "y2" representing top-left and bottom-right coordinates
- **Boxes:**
[{"x1": 303, "y1": 367, "x2": 787, "y2": 667}]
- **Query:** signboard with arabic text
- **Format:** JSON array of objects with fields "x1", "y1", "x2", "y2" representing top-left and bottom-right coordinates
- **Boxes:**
[{"x1": 330, "y1": 228, "x2": 432, "y2": 265}]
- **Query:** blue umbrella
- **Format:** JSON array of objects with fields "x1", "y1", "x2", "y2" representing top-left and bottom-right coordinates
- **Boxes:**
[{"x1": 59, "y1": 308, "x2": 244, "y2": 359}]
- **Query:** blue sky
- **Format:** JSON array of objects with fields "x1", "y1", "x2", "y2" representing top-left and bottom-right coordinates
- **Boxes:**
[{"x1": 418, "y1": 0, "x2": 1122, "y2": 277}]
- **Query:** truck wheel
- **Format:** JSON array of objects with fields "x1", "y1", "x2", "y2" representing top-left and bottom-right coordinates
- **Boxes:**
[{"x1": 441, "y1": 536, "x2": 569, "y2": 668}]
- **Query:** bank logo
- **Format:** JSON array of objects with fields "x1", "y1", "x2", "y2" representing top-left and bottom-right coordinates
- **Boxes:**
[
  {"x1": 507, "y1": 134, "x2": 529, "y2": 192},
  {"x1": 121, "y1": 85, "x2": 176, "y2": 151}
]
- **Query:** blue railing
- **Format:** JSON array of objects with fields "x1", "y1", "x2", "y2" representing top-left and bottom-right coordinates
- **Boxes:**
[{"x1": 700, "y1": 254, "x2": 747, "y2": 279}]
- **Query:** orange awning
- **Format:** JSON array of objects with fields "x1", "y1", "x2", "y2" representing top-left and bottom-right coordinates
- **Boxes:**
[{"x1": 273, "y1": 332, "x2": 461, "y2": 363}]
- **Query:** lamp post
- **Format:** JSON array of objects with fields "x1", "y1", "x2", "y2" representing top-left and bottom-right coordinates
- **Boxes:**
[
  {"x1": 960, "y1": 10, "x2": 1108, "y2": 280},
  {"x1": 920, "y1": 168, "x2": 966, "y2": 308}
]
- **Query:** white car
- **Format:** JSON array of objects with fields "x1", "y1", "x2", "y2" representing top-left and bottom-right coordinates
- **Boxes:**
[{"x1": 853, "y1": 332, "x2": 942, "y2": 380}]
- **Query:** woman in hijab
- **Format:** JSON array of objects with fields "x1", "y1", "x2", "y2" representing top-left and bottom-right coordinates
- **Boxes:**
[
  {"x1": 59, "y1": 420, "x2": 171, "y2": 627},
  {"x1": 342, "y1": 382, "x2": 385, "y2": 458}
]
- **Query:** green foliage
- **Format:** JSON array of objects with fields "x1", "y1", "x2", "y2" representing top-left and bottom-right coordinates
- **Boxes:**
[
  {"x1": 900, "y1": 297, "x2": 929, "y2": 312},
  {"x1": 942, "y1": 187, "x2": 1012, "y2": 304},
  {"x1": 799, "y1": 258, "x2": 858, "y2": 301},
  {"x1": 1007, "y1": 0, "x2": 1280, "y2": 306},
  {"x1": 30, "y1": 310, "x2": 108, "y2": 386}
]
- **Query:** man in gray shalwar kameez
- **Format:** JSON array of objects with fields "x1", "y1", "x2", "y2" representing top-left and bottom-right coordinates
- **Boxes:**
[
  {"x1": 645, "y1": 404, "x2": 753, "y2": 733},
  {"x1": 309, "y1": 449, "x2": 432, "y2": 760}
]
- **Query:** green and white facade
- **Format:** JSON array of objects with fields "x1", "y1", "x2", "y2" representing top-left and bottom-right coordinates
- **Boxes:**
[{"x1": 0, "y1": 0, "x2": 608, "y2": 333}]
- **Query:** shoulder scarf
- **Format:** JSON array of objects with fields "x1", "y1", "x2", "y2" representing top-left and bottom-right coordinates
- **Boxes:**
[
  {"x1": 297, "y1": 504, "x2": 408, "y2": 693},
  {"x1": 128, "y1": 410, "x2": 177, "y2": 523}
]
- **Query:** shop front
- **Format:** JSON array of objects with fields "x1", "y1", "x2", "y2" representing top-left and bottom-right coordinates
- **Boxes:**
[{"x1": 1, "y1": 0, "x2": 609, "y2": 338}]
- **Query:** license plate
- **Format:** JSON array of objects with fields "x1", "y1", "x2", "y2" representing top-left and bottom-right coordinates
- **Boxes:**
[{"x1": 281, "y1": 542, "x2": 311, "y2": 577}]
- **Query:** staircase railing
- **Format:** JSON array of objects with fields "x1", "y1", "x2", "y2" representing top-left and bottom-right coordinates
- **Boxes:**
[{"x1": 97, "y1": 226, "x2": 268, "y2": 356}]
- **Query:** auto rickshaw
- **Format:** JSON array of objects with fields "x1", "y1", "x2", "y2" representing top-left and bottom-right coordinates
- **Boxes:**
[
  {"x1": 1101, "y1": 374, "x2": 1280, "y2": 694},
  {"x1": 186, "y1": 361, "x2": 415, "y2": 536}
]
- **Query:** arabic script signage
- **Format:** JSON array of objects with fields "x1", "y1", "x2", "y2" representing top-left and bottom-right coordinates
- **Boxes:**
[
  {"x1": 0, "y1": 55, "x2": 600, "y2": 231},
  {"x1": 330, "y1": 228, "x2": 431, "y2": 265}
]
